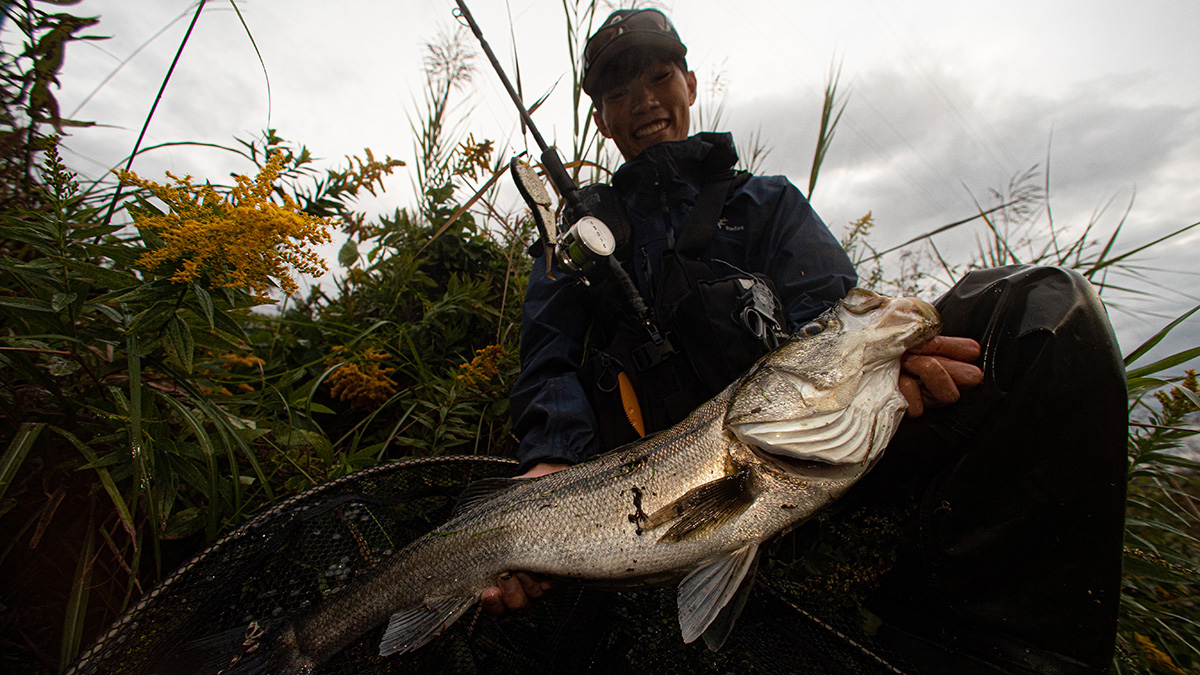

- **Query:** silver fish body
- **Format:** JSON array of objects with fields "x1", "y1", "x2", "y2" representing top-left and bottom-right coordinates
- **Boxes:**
[{"x1": 232, "y1": 289, "x2": 940, "y2": 674}]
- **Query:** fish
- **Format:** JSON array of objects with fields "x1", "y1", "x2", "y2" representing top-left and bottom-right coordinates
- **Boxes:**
[{"x1": 181, "y1": 288, "x2": 940, "y2": 674}]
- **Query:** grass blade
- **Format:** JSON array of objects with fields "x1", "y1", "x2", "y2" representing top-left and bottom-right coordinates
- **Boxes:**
[
  {"x1": 1125, "y1": 346, "x2": 1200, "y2": 380},
  {"x1": 1123, "y1": 302, "x2": 1200, "y2": 367},
  {"x1": 60, "y1": 505, "x2": 96, "y2": 668},
  {"x1": 0, "y1": 422, "x2": 44, "y2": 502},
  {"x1": 50, "y1": 425, "x2": 138, "y2": 540}
]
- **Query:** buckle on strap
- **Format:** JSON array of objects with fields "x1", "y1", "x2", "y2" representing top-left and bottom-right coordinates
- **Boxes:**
[{"x1": 632, "y1": 333, "x2": 678, "y2": 371}]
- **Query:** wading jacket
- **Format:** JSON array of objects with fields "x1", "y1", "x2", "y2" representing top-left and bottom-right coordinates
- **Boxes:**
[{"x1": 510, "y1": 133, "x2": 857, "y2": 471}]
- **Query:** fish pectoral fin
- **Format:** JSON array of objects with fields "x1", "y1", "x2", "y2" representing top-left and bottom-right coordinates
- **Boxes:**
[
  {"x1": 453, "y1": 477, "x2": 524, "y2": 516},
  {"x1": 379, "y1": 596, "x2": 475, "y2": 656},
  {"x1": 677, "y1": 542, "x2": 761, "y2": 648},
  {"x1": 645, "y1": 468, "x2": 754, "y2": 543}
]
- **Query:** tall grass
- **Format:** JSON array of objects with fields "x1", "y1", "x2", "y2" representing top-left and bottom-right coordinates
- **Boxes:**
[{"x1": 0, "y1": 2, "x2": 1195, "y2": 673}]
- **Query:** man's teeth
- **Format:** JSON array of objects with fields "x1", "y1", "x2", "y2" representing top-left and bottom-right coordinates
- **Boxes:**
[{"x1": 635, "y1": 120, "x2": 669, "y2": 138}]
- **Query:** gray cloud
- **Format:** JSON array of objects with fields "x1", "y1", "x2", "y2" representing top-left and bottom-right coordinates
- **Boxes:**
[{"x1": 722, "y1": 64, "x2": 1200, "y2": 361}]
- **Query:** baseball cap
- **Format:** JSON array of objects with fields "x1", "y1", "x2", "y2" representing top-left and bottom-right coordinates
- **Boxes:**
[{"x1": 582, "y1": 9, "x2": 687, "y2": 97}]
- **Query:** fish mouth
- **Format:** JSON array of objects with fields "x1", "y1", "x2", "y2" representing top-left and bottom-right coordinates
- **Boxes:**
[{"x1": 840, "y1": 293, "x2": 941, "y2": 354}]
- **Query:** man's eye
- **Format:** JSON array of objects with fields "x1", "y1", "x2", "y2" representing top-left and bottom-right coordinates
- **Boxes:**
[
  {"x1": 654, "y1": 70, "x2": 672, "y2": 82},
  {"x1": 606, "y1": 88, "x2": 628, "y2": 101}
]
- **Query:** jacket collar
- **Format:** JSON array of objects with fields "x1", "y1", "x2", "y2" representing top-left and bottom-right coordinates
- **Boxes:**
[{"x1": 611, "y1": 132, "x2": 739, "y2": 195}]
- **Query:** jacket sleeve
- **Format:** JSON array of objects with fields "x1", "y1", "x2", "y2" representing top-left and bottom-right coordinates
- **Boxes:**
[
  {"x1": 508, "y1": 251, "x2": 603, "y2": 472},
  {"x1": 750, "y1": 177, "x2": 857, "y2": 329}
]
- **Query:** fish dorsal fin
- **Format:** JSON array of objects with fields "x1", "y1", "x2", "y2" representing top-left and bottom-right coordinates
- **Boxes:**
[
  {"x1": 453, "y1": 477, "x2": 523, "y2": 516},
  {"x1": 677, "y1": 543, "x2": 761, "y2": 646},
  {"x1": 379, "y1": 596, "x2": 475, "y2": 656},
  {"x1": 644, "y1": 468, "x2": 754, "y2": 543}
]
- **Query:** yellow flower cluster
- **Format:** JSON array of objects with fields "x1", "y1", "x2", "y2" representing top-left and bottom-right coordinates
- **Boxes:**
[
  {"x1": 326, "y1": 347, "x2": 398, "y2": 409},
  {"x1": 454, "y1": 134, "x2": 494, "y2": 181},
  {"x1": 117, "y1": 154, "x2": 333, "y2": 300},
  {"x1": 221, "y1": 352, "x2": 267, "y2": 370},
  {"x1": 456, "y1": 344, "x2": 506, "y2": 387},
  {"x1": 1154, "y1": 369, "x2": 1198, "y2": 420},
  {"x1": 1133, "y1": 633, "x2": 1186, "y2": 674},
  {"x1": 345, "y1": 148, "x2": 404, "y2": 197}
]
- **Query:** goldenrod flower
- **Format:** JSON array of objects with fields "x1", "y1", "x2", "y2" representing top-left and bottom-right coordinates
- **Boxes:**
[
  {"x1": 1154, "y1": 369, "x2": 1198, "y2": 419},
  {"x1": 1133, "y1": 633, "x2": 1186, "y2": 674},
  {"x1": 456, "y1": 344, "x2": 506, "y2": 387},
  {"x1": 325, "y1": 347, "x2": 399, "y2": 409},
  {"x1": 117, "y1": 154, "x2": 334, "y2": 300},
  {"x1": 221, "y1": 353, "x2": 267, "y2": 370}
]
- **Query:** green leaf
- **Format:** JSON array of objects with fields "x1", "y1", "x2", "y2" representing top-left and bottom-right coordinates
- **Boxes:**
[
  {"x1": 291, "y1": 399, "x2": 336, "y2": 415},
  {"x1": 1140, "y1": 451, "x2": 1200, "y2": 472},
  {"x1": 1124, "y1": 302, "x2": 1200, "y2": 367},
  {"x1": 164, "y1": 314, "x2": 195, "y2": 373},
  {"x1": 60, "y1": 509, "x2": 95, "y2": 668},
  {"x1": 127, "y1": 300, "x2": 176, "y2": 335},
  {"x1": 60, "y1": 258, "x2": 138, "y2": 288},
  {"x1": 74, "y1": 451, "x2": 125, "y2": 471},
  {"x1": 1126, "y1": 376, "x2": 1170, "y2": 398},
  {"x1": 192, "y1": 283, "x2": 215, "y2": 329},
  {"x1": 339, "y1": 237, "x2": 360, "y2": 268},
  {"x1": 282, "y1": 429, "x2": 332, "y2": 455},
  {"x1": 91, "y1": 303, "x2": 125, "y2": 324},
  {"x1": 1123, "y1": 552, "x2": 1196, "y2": 584},
  {"x1": 49, "y1": 426, "x2": 137, "y2": 540},
  {"x1": 0, "y1": 296, "x2": 56, "y2": 312},
  {"x1": 0, "y1": 423, "x2": 45, "y2": 502},
  {"x1": 161, "y1": 507, "x2": 205, "y2": 540},
  {"x1": 51, "y1": 292, "x2": 77, "y2": 311},
  {"x1": 189, "y1": 327, "x2": 245, "y2": 353},
  {"x1": 1125, "y1": 345, "x2": 1200, "y2": 380}
]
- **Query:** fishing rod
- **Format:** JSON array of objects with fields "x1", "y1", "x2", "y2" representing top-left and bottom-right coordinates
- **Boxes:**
[
  {"x1": 454, "y1": 1, "x2": 579, "y2": 213},
  {"x1": 454, "y1": 0, "x2": 662, "y2": 344}
]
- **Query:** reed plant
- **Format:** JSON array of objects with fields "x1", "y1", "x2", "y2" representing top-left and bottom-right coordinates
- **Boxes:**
[{"x1": 0, "y1": 1, "x2": 1196, "y2": 673}]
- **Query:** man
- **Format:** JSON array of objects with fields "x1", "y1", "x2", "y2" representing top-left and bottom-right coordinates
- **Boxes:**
[{"x1": 492, "y1": 9, "x2": 1126, "y2": 675}]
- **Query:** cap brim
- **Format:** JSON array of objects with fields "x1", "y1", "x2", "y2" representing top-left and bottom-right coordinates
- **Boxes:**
[{"x1": 583, "y1": 32, "x2": 687, "y2": 97}]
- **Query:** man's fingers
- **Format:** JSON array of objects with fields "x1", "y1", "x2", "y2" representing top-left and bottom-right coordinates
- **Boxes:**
[
  {"x1": 516, "y1": 572, "x2": 544, "y2": 599},
  {"x1": 498, "y1": 573, "x2": 527, "y2": 611},
  {"x1": 481, "y1": 586, "x2": 505, "y2": 616},
  {"x1": 900, "y1": 374, "x2": 924, "y2": 418},
  {"x1": 908, "y1": 336, "x2": 981, "y2": 362},
  {"x1": 902, "y1": 354, "x2": 960, "y2": 405},
  {"x1": 942, "y1": 358, "x2": 984, "y2": 388},
  {"x1": 481, "y1": 573, "x2": 552, "y2": 615}
]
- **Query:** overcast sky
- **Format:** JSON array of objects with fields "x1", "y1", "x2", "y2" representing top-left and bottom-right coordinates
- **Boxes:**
[{"x1": 27, "y1": 0, "x2": 1200, "y2": 366}]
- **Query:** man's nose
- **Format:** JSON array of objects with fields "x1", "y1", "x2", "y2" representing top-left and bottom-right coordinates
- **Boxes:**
[{"x1": 630, "y1": 81, "x2": 658, "y2": 112}]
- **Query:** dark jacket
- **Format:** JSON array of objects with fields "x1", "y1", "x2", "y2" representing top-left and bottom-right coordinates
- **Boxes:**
[{"x1": 510, "y1": 133, "x2": 856, "y2": 471}]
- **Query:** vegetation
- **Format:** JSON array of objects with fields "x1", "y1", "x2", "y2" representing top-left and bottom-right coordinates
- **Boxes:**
[{"x1": 0, "y1": 1, "x2": 1196, "y2": 673}]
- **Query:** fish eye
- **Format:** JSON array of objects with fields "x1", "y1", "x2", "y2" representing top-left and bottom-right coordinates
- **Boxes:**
[{"x1": 800, "y1": 320, "x2": 825, "y2": 337}]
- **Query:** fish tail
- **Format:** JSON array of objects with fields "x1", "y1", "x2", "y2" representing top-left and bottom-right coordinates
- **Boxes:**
[{"x1": 154, "y1": 621, "x2": 315, "y2": 675}]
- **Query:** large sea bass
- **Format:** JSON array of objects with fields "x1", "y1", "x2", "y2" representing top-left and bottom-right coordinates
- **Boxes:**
[{"x1": 194, "y1": 288, "x2": 940, "y2": 674}]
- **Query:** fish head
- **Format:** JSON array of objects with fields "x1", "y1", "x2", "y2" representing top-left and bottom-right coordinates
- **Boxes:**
[{"x1": 725, "y1": 289, "x2": 941, "y2": 465}]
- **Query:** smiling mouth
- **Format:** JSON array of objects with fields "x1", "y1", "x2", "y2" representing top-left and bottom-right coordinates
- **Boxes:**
[{"x1": 634, "y1": 120, "x2": 670, "y2": 139}]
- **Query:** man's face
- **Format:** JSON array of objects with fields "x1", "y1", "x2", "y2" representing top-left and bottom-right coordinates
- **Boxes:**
[{"x1": 593, "y1": 60, "x2": 697, "y2": 160}]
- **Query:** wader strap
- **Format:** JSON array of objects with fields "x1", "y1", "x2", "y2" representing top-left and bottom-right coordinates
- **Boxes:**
[{"x1": 674, "y1": 171, "x2": 739, "y2": 260}]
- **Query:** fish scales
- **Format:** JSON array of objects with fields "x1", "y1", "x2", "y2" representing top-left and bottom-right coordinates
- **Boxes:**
[{"x1": 178, "y1": 289, "x2": 941, "y2": 674}]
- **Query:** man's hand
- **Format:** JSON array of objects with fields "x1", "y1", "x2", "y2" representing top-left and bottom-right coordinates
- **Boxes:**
[
  {"x1": 480, "y1": 462, "x2": 569, "y2": 615},
  {"x1": 520, "y1": 462, "x2": 572, "y2": 478},
  {"x1": 899, "y1": 336, "x2": 983, "y2": 417},
  {"x1": 481, "y1": 572, "x2": 552, "y2": 615}
]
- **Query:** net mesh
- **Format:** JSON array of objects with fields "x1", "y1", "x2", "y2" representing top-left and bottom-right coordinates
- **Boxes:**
[{"x1": 67, "y1": 455, "x2": 918, "y2": 675}]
